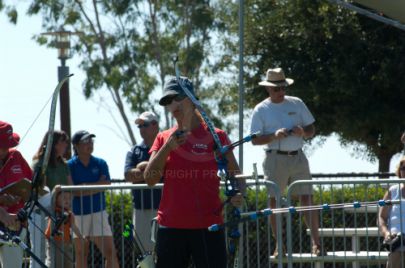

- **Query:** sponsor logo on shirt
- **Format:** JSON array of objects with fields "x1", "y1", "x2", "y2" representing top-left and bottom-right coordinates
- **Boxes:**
[
  {"x1": 10, "y1": 165, "x2": 23, "y2": 174},
  {"x1": 191, "y1": 143, "x2": 208, "y2": 155}
]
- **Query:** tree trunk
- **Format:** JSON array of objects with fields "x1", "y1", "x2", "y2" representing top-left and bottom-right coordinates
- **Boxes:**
[{"x1": 378, "y1": 152, "x2": 392, "y2": 174}]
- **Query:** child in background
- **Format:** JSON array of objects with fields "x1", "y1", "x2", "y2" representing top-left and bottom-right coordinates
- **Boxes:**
[{"x1": 45, "y1": 189, "x2": 82, "y2": 268}]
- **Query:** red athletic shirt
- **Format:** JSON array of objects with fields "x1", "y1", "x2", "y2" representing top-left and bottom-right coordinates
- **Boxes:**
[
  {"x1": 0, "y1": 149, "x2": 33, "y2": 213},
  {"x1": 150, "y1": 123, "x2": 231, "y2": 229}
]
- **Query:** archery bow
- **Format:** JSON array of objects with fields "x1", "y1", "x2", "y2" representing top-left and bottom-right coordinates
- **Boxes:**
[
  {"x1": 24, "y1": 73, "x2": 73, "y2": 211},
  {"x1": 172, "y1": 57, "x2": 255, "y2": 267},
  {"x1": 0, "y1": 74, "x2": 74, "y2": 268}
]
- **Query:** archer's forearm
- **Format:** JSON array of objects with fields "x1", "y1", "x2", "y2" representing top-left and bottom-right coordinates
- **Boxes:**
[{"x1": 145, "y1": 146, "x2": 171, "y2": 186}]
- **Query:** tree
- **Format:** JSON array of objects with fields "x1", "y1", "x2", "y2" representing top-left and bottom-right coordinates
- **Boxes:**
[
  {"x1": 215, "y1": 0, "x2": 405, "y2": 172},
  {"x1": 0, "y1": 0, "x2": 17, "y2": 23},
  {"x1": 25, "y1": 0, "x2": 160, "y2": 145},
  {"x1": 139, "y1": 0, "x2": 217, "y2": 129},
  {"x1": 4, "y1": 0, "x2": 221, "y2": 140}
]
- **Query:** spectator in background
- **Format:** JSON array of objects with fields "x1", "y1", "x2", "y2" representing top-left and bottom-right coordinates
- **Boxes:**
[
  {"x1": 0, "y1": 120, "x2": 32, "y2": 267},
  {"x1": 45, "y1": 189, "x2": 83, "y2": 268},
  {"x1": 378, "y1": 156, "x2": 405, "y2": 268},
  {"x1": 68, "y1": 130, "x2": 119, "y2": 268},
  {"x1": 250, "y1": 68, "x2": 324, "y2": 257},
  {"x1": 401, "y1": 131, "x2": 405, "y2": 144},
  {"x1": 124, "y1": 111, "x2": 161, "y2": 252},
  {"x1": 30, "y1": 130, "x2": 72, "y2": 268}
]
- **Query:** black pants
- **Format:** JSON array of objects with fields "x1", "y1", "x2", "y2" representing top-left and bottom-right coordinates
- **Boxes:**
[{"x1": 155, "y1": 228, "x2": 227, "y2": 268}]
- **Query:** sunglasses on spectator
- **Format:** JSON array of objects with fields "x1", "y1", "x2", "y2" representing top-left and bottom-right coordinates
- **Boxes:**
[
  {"x1": 162, "y1": 94, "x2": 187, "y2": 106},
  {"x1": 80, "y1": 138, "x2": 94, "y2": 144},
  {"x1": 272, "y1": 87, "x2": 286, "y2": 92},
  {"x1": 138, "y1": 122, "x2": 152, "y2": 129}
]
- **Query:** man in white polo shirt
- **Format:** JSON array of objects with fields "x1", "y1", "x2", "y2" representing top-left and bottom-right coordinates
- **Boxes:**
[{"x1": 250, "y1": 67, "x2": 324, "y2": 257}]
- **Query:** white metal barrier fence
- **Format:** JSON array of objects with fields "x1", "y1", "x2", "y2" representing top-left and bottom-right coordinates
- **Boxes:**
[
  {"x1": 43, "y1": 176, "x2": 403, "y2": 268},
  {"x1": 285, "y1": 178, "x2": 404, "y2": 268},
  {"x1": 56, "y1": 180, "x2": 282, "y2": 268}
]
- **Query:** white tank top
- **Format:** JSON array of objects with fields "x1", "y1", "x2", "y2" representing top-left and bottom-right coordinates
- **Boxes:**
[{"x1": 389, "y1": 184, "x2": 405, "y2": 234}]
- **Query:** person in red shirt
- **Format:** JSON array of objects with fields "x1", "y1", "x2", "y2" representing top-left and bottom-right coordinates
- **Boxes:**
[
  {"x1": 145, "y1": 77, "x2": 245, "y2": 268},
  {"x1": 0, "y1": 120, "x2": 33, "y2": 267}
]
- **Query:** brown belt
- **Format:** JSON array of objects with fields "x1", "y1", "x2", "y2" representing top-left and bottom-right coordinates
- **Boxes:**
[{"x1": 267, "y1": 149, "x2": 299, "y2": 156}]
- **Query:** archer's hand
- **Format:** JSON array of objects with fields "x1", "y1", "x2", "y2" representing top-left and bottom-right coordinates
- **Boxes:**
[
  {"x1": 165, "y1": 130, "x2": 188, "y2": 151},
  {"x1": 0, "y1": 194, "x2": 21, "y2": 206},
  {"x1": 230, "y1": 193, "x2": 243, "y2": 208},
  {"x1": 0, "y1": 209, "x2": 19, "y2": 230}
]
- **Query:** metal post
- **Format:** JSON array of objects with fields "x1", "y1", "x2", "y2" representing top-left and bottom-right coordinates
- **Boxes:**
[
  {"x1": 238, "y1": 0, "x2": 244, "y2": 172},
  {"x1": 238, "y1": 1, "x2": 245, "y2": 266},
  {"x1": 41, "y1": 29, "x2": 80, "y2": 159}
]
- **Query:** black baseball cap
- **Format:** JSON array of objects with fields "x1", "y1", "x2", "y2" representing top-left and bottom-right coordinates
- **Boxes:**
[
  {"x1": 71, "y1": 130, "x2": 96, "y2": 144},
  {"x1": 159, "y1": 76, "x2": 196, "y2": 106}
]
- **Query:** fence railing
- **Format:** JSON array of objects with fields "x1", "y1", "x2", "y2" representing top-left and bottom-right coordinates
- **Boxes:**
[
  {"x1": 285, "y1": 178, "x2": 402, "y2": 268},
  {"x1": 37, "y1": 173, "x2": 402, "y2": 268}
]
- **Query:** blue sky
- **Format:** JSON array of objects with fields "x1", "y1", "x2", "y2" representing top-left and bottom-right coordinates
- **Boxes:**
[{"x1": 1, "y1": 6, "x2": 401, "y2": 179}]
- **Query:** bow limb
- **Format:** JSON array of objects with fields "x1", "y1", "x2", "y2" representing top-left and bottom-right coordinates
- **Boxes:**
[
  {"x1": 40, "y1": 74, "x2": 74, "y2": 178},
  {"x1": 173, "y1": 58, "x2": 223, "y2": 150}
]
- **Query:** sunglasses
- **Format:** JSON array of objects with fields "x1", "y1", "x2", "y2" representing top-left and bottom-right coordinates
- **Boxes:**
[
  {"x1": 138, "y1": 122, "x2": 152, "y2": 129},
  {"x1": 80, "y1": 138, "x2": 94, "y2": 144},
  {"x1": 272, "y1": 87, "x2": 286, "y2": 92},
  {"x1": 162, "y1": 94, "x2": 187, "y2": 106}
]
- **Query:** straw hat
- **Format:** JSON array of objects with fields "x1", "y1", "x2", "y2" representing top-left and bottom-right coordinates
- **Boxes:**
[{"x1": 258, "y1": 68, "x2": 294, "y2": 87}]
